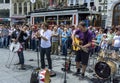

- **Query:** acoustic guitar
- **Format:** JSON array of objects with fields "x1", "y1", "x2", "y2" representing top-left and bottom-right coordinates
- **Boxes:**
[{"x1": 73, "y1": 37, "x2": 88, "y2": 53}]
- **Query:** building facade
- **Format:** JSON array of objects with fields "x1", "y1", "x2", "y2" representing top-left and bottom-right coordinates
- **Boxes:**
[
  {"x1": 10, "y1": 0, "x2": 45, "y2": 25},
  {"x1": 0, "y1": 0, "x2": 10, "y2": 24},
  {"x1": 106, "y1": 0, "x2": 120, "y2": 27}
]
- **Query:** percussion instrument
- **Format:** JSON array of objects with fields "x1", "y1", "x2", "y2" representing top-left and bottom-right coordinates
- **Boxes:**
[
  {"x1": 9, "y1": 42, "x2": 21, "y2": 52},
  {"x1": 95, "y1": 60, "x2": 117, "y2": 79},
  {"x1": 38, "y1": 69, "x2": 50, "y2": 83},
  {"x1": 97, "y1": 50, "x2": 105, "y2": 61}
]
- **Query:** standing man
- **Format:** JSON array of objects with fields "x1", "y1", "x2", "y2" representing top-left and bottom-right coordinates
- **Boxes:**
[
  {"x1": 51, "y1": 26, "x2": 59, "y2": 55},
  {"x1": 38, "y1": 23, "x2": 52, "y2": 71},
  {"x1": 73, "y1": 21, "x2": 93, "y2": 79},
  {"x1": 11, "y1": 25, "x2": 27, "y2": 70}
]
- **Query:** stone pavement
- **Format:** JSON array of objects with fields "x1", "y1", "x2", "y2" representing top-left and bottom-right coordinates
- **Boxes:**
[{"x1": 0, "y1": 48, "x2": 119, "y2": 83}]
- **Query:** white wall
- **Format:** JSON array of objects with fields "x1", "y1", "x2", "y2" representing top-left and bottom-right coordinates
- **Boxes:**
[{"x1": 0, "y1": 3, "x2": 10, "y2": 9}]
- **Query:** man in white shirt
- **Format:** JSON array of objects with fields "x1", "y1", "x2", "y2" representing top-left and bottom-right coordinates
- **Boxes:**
[{"x1": 38, "y1": 23, "x2": 52, "y2": 70}]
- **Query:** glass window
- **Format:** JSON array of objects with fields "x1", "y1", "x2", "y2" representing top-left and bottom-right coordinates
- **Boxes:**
[
  {"x1": 0, "y1": 0, "x2": 4, "y2": 3},
  {"x1": 91, "y1": 0, "x2": 94, "y2": 2},
  {"x1": 76, "y1": 0, "x2": 79, "y2": 5},
  {"x1": 99, "y1": 0, "x2": 102, "y2": 2},
  {"x1": 34, "y1": 3, "x2": 36, "y2": 10},
  {"x1": 71, "y1": 0, "x2": 73, "y2": 4},
  {"x1": 19, "y1": 3, "x2": 22, "y2": 14},
  {"x1": 5, "y1": 0, "x2": 10, "y2": 3},
  {"x1": 30, "y1": 2, "x2": 32, "y2": 11},
  {"x1": 24, "y1": 2, "x2": 27, "y2": 14},
  {"x1": 14, "y1": 3, "x2": 17, "y2": 14},
  {"x1": 38, "y1": 3, "x2": 41, "y2": 9},
  {"x1": 98, "y1": 6, "x2": 101, "y2": 12}
]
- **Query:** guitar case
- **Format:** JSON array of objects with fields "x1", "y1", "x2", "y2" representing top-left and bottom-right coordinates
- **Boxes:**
[
  {"x1": 30, "y1": 68, "x2": 39, "y2": 83},
  {"x1": 30, "y1": 68, "x2": 50, "y2": 83}
]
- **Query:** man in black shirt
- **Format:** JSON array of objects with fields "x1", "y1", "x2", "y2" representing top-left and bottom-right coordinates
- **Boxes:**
[{"x1": 11, "y1": 25, "x2": 27, "y2": 70}]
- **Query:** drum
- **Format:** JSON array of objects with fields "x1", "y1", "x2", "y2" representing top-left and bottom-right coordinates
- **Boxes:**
[
  {"x1": 95, "y1": 61, "x2": 117, "y2": 79},
  {"x1": 97, "y1": 50, "x2": 105, "y2": 61},
  {"x1": 97, "y1": 56, "x2": 104, "y2": 61},
  {"x1": 38, "y1": 69, "x2": 50, "y2": 83}
]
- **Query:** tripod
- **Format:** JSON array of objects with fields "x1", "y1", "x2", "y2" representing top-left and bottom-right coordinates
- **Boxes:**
[{"x1": 6, "y1": 50, "x2": 16, "y2": 68}]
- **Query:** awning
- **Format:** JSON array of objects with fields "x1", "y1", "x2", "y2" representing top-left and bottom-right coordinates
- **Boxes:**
[
  {"x1": 0, "y1": 18, "x2": 10, "y2": 21},
  {"x1": 10, "y1": 15, "x2": 26, "y2": 19}
]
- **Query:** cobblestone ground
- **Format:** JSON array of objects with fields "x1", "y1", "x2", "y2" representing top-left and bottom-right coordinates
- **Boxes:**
[{"x1": 0, "y1": 48, "x2": 120, "y2": 83}]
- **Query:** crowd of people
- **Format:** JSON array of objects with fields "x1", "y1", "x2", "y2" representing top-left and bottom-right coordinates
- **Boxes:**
[
  {"x1": 0, "y1": 23, "x2": 119, "y2": 53},
  {"x1": 0, "y1": 22, "x2": 120, "y2": 78}
]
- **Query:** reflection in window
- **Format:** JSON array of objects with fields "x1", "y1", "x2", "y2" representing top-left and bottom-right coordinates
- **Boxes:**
[
  {"x1": 19, "y1": 3, "x2": 22, "y2": 14},
  {"x1": 14, "y1": 3, "x2": 17, "y2": 14},
  {"x1": 24, "y1": 2, "x2": 27, "y2": 14}
]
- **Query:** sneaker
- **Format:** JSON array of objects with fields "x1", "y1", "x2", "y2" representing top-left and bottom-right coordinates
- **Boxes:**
[
  {"x1": 20, "y1": 67, "x2": 26, "y2": 70},
  {"x1": 73, "y1": 72, "x2": 81, "y2": 76},
  {"x1": 79, "y1": 73, "x2": 85, "y2": 80},
  {"x1": 14, "y1": 63, "x2": 20, "y2": 65},
  {"x1": 19, "y1": 65, "x2": 26, "y2": 70}
]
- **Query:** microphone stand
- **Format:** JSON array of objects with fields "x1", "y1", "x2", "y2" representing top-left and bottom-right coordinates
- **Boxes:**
[
  {"x1": 36, "y1": 39, "x2": 40, "y2": 70},
  {"x1": 63, "y1": 39, "x2": 67, "y2": 83}
]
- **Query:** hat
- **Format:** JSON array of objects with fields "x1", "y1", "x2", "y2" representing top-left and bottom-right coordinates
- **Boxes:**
[{"x1": 95, "y1": 31, "x2": 98, "y2": 33}]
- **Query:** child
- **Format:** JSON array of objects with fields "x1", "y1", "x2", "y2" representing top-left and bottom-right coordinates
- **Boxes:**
[{"x1": 100, "y1": 34, "x2": 108, "y2": 50}]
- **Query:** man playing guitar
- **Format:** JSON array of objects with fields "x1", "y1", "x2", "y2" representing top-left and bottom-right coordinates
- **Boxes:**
[
  {"x1": 72, "y1": 22, "x2": 93, "y2": 79},
  {"x1": 11, "y1": 25, "x2": 27, "y2": 70}
]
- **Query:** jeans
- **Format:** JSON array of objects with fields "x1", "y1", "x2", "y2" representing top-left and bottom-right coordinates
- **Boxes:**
[
  {"x1": 61, "y1": 38, "x2": 67, "y2": 55},
  {"x1": 3, "y1": 36, "x2": 8, "y2": 48},
  {"x1": 113, "y1": 47, "x2": 120, "y2": 52},
  {"x1": 40, "y1": 47, "x2": 52, "y2": 69},
  {"x1": 31, "y1": 39, "x2": 37, "y2": 51},
  {"x1": 17, "y1": 50, "x2": 24, "y2": 65}
]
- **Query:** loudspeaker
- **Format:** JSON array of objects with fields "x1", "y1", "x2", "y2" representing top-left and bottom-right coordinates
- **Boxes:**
[{"x1": 90, "y1": 2, "x2": 94, "y2": 7}]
